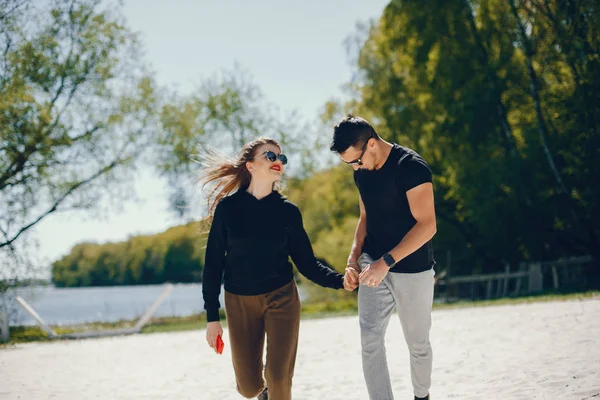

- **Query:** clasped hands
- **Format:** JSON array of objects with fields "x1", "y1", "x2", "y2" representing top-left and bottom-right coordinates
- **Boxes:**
[{"x1": 343, "y1": 257, "x2": 389, "y2": 291}]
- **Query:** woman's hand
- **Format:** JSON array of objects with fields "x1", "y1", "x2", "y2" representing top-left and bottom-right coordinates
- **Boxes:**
[
  {"x1": 344, "y1": 265, "x2": 359, "y2": 291},
  {"x1": 206, "y1": 321, "x2": 223, "y2": 353}
]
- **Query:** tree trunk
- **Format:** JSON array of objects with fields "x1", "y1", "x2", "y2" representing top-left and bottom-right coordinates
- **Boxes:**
[{"x1": 509, "y1": 0, "x2": 599, "y2": 253}]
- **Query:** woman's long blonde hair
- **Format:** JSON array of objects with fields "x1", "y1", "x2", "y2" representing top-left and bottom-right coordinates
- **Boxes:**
[{"x1": 196, "y1": 137, "x2": 282, "y2": 218}]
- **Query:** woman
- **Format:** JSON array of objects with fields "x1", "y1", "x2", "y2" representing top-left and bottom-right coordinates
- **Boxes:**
[{"x1": 200, "y1": 138, "x2": 357, "y2": 400}]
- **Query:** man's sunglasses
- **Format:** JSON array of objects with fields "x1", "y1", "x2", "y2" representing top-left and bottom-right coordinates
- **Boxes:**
[
  {"x1": 263, "y1": 150, "x2": 288, "y2": 165},
  {"x1": 342, "y1": 135, "x2": 372, "y2": 166}
]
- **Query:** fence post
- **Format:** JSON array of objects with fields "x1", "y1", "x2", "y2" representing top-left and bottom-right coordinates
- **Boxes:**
[
  {"x1": 495, "y1": 275, "x2": 502, "y2": 298},
  {"x1": 0, "y1": 309, "x2": 9, "y2": 343},
  {"x1": 501, "y1": 263, "x2": 510, "y2": 297},
  {"x1": 528, "y1": 263, "x2": 543, "y2": 293},
  {"x1": 486, "y1": 279, "x2": 493, "y2": 299},
  {"x1": 514, "y1": 263, "x2": 523, "y2": 296},
  {"x1": 551, "y1": 265, "x2": 560, "y2": 290}
]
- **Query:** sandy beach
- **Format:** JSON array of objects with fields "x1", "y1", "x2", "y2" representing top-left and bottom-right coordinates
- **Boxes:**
[{"x1": 1, "y1": 299, "x2": 599, "y2": 400}]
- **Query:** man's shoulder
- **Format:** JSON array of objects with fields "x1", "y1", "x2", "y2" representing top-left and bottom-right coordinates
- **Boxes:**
[
  {"x1": 392, "y1": 145, "x2": 433, "y2": 189},
  {"x1": 393, "y1": 144, "x2": 430, "y2": 169}
]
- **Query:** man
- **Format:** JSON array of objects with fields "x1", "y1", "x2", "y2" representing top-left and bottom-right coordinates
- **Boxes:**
[{"x1": 332, "y1": 115, "x2": 437, "y2": 400}]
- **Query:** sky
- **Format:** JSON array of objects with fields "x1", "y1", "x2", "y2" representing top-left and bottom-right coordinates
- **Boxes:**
[{"x1": 29, "y1": 0, "x2": 389, "y2": 275}]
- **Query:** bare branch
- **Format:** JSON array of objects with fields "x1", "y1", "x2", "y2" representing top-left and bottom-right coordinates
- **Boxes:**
[
  {"x1": 0, "y1": 157, "x2": 122, "y2": 249},
  {"x1": 2, "y1": 31, "x2": 12, "y2": 58},
  {"x1": 43, "y1": 71, "x2": 88, "y2": 141},
  {"x1": 47, "y1": 0, "x2": 77, "y2": 109},
  {"x1": 70, "y1": 124, "x2": 102, "y2": 142},
  {"x1": 0, "y1": 0, "x2": 27, "y2": 23},
  {"x1": 0, "y1": 224, "x2": 10, "y2": 244},
  {"x1": 0, "y1": 104, "x2": 153, "y2": 249},
  {"x1": 0, "y1": 143, "x2": 37, "y2": 191}
]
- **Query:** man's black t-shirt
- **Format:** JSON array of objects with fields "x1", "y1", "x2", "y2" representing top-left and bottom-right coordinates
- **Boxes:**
[{"x1": 354, "y1": 144, "x2": 435, "y2": 273}]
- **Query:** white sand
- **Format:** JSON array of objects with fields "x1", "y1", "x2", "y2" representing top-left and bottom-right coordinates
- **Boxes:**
[{"x1": 1, "y1": 299, "x2": 599, "y2": 400}]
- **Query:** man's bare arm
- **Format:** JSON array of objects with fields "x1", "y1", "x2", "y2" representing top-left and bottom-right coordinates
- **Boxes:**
[
  {"x1": 347, "y1": 195, "x2": 367, "y2": 267},
  {"x1": 388, "y1": 182, "x2": 436, "y2": 263}
]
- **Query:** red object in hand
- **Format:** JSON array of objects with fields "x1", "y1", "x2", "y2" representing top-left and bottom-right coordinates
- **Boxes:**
[{"x1": 216, "y1": 334, "x2": 225, "y2": 354}]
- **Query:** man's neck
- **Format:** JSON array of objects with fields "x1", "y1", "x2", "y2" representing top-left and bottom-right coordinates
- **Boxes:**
[{"x1": 374, "y1": 140, "x2": 394, "y2": 170}]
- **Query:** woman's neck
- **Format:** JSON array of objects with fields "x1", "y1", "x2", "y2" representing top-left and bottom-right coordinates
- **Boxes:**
[{"x1": 246, "y1": 180, "x2": 274, "y2": 200}]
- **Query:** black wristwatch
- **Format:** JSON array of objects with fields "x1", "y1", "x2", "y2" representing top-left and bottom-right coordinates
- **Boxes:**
[{"x1": 382, "y1": 253, "x2": 396, "y2": 268}]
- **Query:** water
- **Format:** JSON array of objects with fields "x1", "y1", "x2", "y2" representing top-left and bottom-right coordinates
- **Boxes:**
[
  {"x1": 4, "y1": 283, "x2": 308, "y2": 326},
  {"x1": 5, "y1": 284, "x2": 220, "y2": 326}
]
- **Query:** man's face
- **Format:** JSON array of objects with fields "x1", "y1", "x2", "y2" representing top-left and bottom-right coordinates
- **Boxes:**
[{"x1": 339, "y1": 138, "x2": 375, "y2": 171}]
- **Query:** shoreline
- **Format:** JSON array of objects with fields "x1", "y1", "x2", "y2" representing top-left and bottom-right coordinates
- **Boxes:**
[{"x1": 2, "y1": 290, "x2": 599, "y2": 345}]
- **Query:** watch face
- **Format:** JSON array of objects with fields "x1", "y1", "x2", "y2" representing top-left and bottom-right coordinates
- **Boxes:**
[{"x1": 384, "y1": 253, "x2": 395, "y2": 267}]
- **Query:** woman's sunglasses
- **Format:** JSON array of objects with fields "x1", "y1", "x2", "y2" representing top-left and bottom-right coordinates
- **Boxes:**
[{"x1": 263, "y1": 150, "x2": 288, "y2": 165}]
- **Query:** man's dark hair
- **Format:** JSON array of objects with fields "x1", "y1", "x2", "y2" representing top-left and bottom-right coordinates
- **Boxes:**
[{"x1": 329, "y1": 114, "x2": 379, "y2": 154}]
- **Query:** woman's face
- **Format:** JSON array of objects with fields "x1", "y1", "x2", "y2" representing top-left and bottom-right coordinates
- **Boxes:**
[{"x1": 246, "y1": 143, "x2": 287, "y2": 184}]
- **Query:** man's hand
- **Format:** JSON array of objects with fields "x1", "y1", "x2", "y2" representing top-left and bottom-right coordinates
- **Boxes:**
[
  {"x1": 343, "y1": 266, "x2": 359, "y2": 291},
  {"x1": 359, "y1": 257, "x2": 389, "y2": 287},
  {"x1": 206, "y1": 321, "x2": 223, "y2": 354}
]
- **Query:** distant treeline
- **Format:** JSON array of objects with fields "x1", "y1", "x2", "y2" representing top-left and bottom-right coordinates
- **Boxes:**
[{"x1": 52, "y1": 222, "x2": 208, "y2": 287}]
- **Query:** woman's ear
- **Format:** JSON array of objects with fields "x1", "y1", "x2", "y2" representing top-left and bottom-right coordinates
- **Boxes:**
[{"x1": 246, "y1": 161, "x2": 253, "y2": 174}]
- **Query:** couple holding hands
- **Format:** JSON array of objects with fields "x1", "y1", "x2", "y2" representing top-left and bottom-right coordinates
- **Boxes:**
[{"x1": 201, "y1": 115, "x2": 436, "y2": 400}]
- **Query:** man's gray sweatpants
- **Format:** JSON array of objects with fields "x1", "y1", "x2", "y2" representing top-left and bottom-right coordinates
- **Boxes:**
[{"x1": 358, "y1": 253, "x2": 435, "y2": 400}]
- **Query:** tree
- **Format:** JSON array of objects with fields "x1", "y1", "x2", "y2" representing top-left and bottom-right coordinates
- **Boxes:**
[
  {"x1": 507, "y1": 0, "x2": 600, "y2": 256},
  {"x1": 331, "y1": 0, "x2": 599, "y2": 272},
  {"x1": 158, "y1": 66, "x2": 320, "y2": 219},
  {"x1": 0, "y1": 0, "x2": 158, "y2": 280}
]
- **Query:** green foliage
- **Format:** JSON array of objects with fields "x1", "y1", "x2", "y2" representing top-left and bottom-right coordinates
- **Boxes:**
[
  {"x1": 318, "y1": 0, "x2": 600, "y2": 274},
  {"x1": 286, "y1": 165, "x2": 358, "y2": 240},
  {"x1": 7, "y1": 326, "x2": 51, "y2": 343},
  {"x1": 52, "y1": 220, "x2": 208, "y2": 287},
  {"x1": 285, "y1": 165, "x2": 360, "y2": 275}
]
